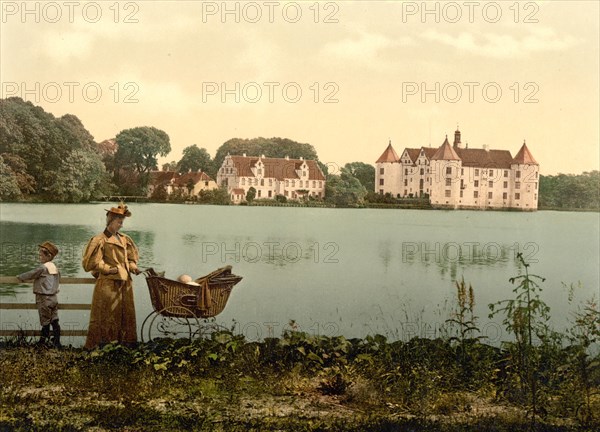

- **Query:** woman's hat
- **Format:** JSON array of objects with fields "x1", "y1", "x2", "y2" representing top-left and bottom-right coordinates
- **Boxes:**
[
  {"x1": 105, "y1": 202, "x2": 132, "y2": 217},
  {"x1": 38, "y1": 241, "x2": 59, "y2": 258}
]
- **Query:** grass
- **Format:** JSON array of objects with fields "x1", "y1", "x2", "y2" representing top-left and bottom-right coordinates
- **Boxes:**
[{"x1": 1, "y1": 331, "x2": 598, "y2": 432}]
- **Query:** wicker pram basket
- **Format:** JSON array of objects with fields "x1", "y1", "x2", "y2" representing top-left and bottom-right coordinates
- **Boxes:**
[{"x1": 145, "y1": 266, "x2": 242, "y2": 318}]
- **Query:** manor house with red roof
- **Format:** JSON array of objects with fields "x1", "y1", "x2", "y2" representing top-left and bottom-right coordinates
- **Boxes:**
[
  {"x1": 375, "y1": 129, "x2": 539, "y2": 210},
  {"x1": 217, "y1": 154, "x2": 326, "y2": 203}
]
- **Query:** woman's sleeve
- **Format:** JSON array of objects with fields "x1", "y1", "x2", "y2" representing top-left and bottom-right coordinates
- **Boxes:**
[
  {"x1": 82, "y1": 236, "x2": 110, "y2": 274},
  {"x1": 126, "y1": 236, "x2": 139, "y2": 272}
]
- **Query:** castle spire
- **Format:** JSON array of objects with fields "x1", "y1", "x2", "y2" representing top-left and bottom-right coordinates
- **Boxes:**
[{"x1": 453, "y1": 126, "x2": 462, "y2": 148}]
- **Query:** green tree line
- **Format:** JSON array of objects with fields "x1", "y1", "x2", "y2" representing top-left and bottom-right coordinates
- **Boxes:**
[
  {"x1": 2, "y1": 98, "x2": 597, "y2": 209},
  {"x1": 539, "y1": 171, "x2": 599, "y2": 210}
]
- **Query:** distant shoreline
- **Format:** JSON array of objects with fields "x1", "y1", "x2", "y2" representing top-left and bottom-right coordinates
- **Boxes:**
[{"x1": 2, "y1": 200, "x2": 599, "y2": 213}]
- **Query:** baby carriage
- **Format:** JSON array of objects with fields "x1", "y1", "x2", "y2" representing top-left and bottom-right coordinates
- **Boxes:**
[{"x1": 140, "y1": 266, "x2": 242, "y2": 341}]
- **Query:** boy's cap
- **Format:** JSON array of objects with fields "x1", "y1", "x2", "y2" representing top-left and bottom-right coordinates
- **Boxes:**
[{"x1": 39, "y1": 241, "x2": 59, "y2": 258}]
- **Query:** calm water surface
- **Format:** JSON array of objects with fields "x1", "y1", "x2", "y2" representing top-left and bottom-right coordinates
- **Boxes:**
[{"x1": 1, "y1": 203, "x2": 598, "y2": 345}]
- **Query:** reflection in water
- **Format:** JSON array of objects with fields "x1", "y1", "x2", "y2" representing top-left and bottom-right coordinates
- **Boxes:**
[
  {"x1": 0, "y1": 222, "x2": 156, "y2": 297},
  {"x1": 400, "y1": 241, "x2": 529, "y2": 280}
]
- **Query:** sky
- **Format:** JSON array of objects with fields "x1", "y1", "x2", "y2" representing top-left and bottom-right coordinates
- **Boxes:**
[{"x1": 1, "y1": 0, "x2": 598, "y2": 175}]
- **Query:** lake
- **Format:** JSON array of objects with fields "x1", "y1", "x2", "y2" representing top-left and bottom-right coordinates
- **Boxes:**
[{"x1": 1, "y1": 203, "x2": 598, "y2": 346}]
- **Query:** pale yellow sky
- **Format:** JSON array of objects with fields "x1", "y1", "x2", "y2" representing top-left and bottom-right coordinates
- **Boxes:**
[{"x1": 1, "y1": 0, "x2": 598, "y2": 175}]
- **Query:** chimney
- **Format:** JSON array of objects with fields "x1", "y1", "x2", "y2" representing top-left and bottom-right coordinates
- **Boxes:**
[
  {"x1": 299, "y1": 156, "x2": 303, "y2": 160},
  {"x1": 260, "y1": 154, "x2": 265, "y2": 159},
  {"x1": 285, "y1": 155, "x2": 289, "y2": 160},
  {"x1": 482, "y1": 144, "x2": 489, "y2": 152},
  {"x1": 243, "y1": 153, "x2": 247, "y2": 157}
]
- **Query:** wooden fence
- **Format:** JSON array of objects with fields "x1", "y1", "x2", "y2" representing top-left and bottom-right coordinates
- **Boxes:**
[{"x1": 0, "y1": 276, "x2": 95, "y2": 337}]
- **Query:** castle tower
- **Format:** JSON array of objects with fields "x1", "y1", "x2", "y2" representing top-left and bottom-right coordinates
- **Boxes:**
[
  {"x1": 510, "y1": 141, "x2": 539, "y2": 211},
  {"x1": 453, "y1": 127, "x2": 463, "y2": 149},
  {"x1": 430, "y1": 136, "x2": 462, "y2": 208},
  {"x1": 375, "y1": 140, "x2": 401, "y2": 196}
]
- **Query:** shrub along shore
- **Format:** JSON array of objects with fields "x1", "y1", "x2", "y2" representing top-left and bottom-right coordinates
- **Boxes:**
[{"x1": 0, "y1": 327, "x2": 598, "y2": 432}]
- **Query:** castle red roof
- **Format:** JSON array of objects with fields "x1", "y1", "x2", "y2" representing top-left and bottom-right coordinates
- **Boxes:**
[
  {"x1": 431, "y1": 137, "x2": 461, "y2": 161},
  {"x1": 229, "y1": 155, "x2": 325, "y2": 181},
  {"x1": 511, "y1": 142, "x2": 538, "y2": 165},
  {"x1": 376, "y1": 142, "x2": 400, "y2": 163},
  {"x1": 455, "y1": 148, "x2": 514, "y2": 169}
]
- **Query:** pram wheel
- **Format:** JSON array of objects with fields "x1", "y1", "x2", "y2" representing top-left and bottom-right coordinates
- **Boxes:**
[{"x1": 140, "y1": 307, "x2": 201, "y2": 342}]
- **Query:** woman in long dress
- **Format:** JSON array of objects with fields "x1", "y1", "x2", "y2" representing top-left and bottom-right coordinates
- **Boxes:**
[{"x1": 82, "y1": 203, "x2": 140, "y2": 349}]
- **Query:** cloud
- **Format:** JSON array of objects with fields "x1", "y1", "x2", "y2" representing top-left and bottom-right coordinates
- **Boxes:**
[
  {"x1": 422, "y1": 26, "x2": 581, "y2": 58},
  {"x1": 320, "y1": 29, "x2": 414, "y2": 67}
]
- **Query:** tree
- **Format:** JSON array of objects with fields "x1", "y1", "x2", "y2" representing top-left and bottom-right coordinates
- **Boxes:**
[
  {"x1": 114, "y1": 127, "x2": 171, "y2": 192},
  {"x1": 0, "y1": 155, "x2": 22, "y2": 201},
  {"x1": 344, "y1": 162, "x2": 375, "y2": 192},
  {"x1": 177, "y1": 145, "x2": 212, "y2": 173},
  {"x1": 47, "y1": 149, "x2": 110, "y2": 202},
  {"x1": 325, "y1": 168, "x2": 367, "y2": 207},
  {"x1": 539, "y1": 171, "x2": 599, "y2": 210},
  {"x1": 0, "y1": 97, "x2": 112, "y2": 200},
  {"x1": 162, "y1": 161, "x2": 177, "y2": 171},
  {"x1": 197, "y1": 186, "x2": 231, "y2": 205},
  {"x1": 246, "y1": 187, "x2": 257, "y2": 203},
  {"x1": 186, "y1": 178, "x2": 195, "y2": 195},
  {"x1": 150, "y1": 184, "x2": 168, "y2": 202}
]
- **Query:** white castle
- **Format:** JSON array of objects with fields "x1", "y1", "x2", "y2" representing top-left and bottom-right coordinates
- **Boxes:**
[{"x1": 375, "y1": 128, "x2": 539, "y2": 210}]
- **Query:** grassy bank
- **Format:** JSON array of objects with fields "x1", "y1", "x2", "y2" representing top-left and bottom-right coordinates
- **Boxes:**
[{"x1": 1, "y1": 329, "x2": 598, "y2": 432}]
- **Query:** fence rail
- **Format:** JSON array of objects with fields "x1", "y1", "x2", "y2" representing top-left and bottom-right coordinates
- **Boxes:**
[{"x1": 0, "y1": 277, "x2": 95, "y2": 338}]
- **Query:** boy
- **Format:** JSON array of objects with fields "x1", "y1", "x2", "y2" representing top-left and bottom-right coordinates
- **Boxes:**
[{"x1": 17, "y1": 241, "x2": 61, "y2": 348}]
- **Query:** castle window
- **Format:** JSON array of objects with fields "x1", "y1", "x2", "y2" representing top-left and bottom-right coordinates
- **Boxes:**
[
  {"x1": 475, "y1": 169, "x2": 479, "y2": 176},
  {"x1": 515, "y1": 193, "x2": 520, "y2": 200},
  {"x1": 535, "y1": 172, "x2": 538, "y2": 179},
  {"x1": 445, "y1": 190, "x2": 451, "y2": 197},
  {"x1": 405, "y1": 168, "x2": 408, "y2": 175},
  {"x1": 516, "y1": 171, "x2": 521, "y2": 178},
  {"x1": 474, "y1": 180, "x2": 479, "y2": 187},
  {"x1": 380, "y1": 179, "x2": 384, "y2": 186},
  {"x1": 258, "y1": 190, "x2": 261, "y2": 198},
  {"x1": 460, "y1": 190, "x2": 463, "y2": 198},
  {"x1": 474, "y1": 191, "x2": 479, "y2": 198},
  {"x1": 489, "y1": 181, "x2": 493, "y2": 188},
  {"x1": 488, "y1": 192, "x2": 493, "y2": 199},
  {"x1": 242, "y1": 178, "x2": 246, "y2": 185},
  {"x1": 503, "y1": 192, "x2": 507, "y2": 200},
  {"x1": 268, "y1": 191, "x2": 272, "y2": 198},
  {"x1": 313, "y1": 181, "x2": 316, "y2": 188},
  {"x1": 380, "y1": 168, "x2": 384, "y2": 175},
  {"x1": 404, "y1": 179, "x2": 408, "y2": 186},
  {"x1": 420, "y1": 168, "x2": 424, "y2": 175},
  {"x1": 445, "y1": 178, "x2": 452, "y2": 186},
  {"x1": 504, "y1": 170, "x2": 508, "y2": 177},
  {"x1": 446, "y1": 167, "x2": 452, "y2": 175},
  {"x1": 489, "y1": 170, "x2": 494, "y2": 176},
  {"x1": 515, "y1": 182, "x2": 521, "y2": 189},
  {"x1": 292, "y1": 180, "x2": 295, "y2": 187},
  {"x1": 461, "y1": 169, "x2": 464, "y2": 175},
  {"x1": 503, "y1": 181, "x2": 508, "y2": 188},
  {"x1": 379, "y1": 189, "x2": 384, "y2": 195},
  {"x1": 261, "y1": 179, "x2": 264, "y2": 186}
]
